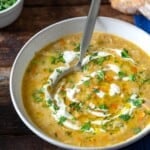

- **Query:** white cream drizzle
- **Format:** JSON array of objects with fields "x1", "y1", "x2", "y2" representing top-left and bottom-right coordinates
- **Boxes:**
[
  {"x1": 54, "y1": 87, "x2": 73, "y2": 119},
  {"x1": 122, "y1": 76, "x2": 130, "y2": 81},
  {"x1": 89, "y1": 103, "x2": 96, "y2": 109},
  {"x1": 66, "y1": 87, "x2": 80, "y2": 102},
  {"x1": 109, "y1": 83, "x2": 121, "y2": 96},
  {"x1": 105, "y1": 64, "x2": 120, "y2": 74},
  {"x1": 63, "y1": 51, "x2": 79, "y2": 64},
  {"x1": 63, "y1": 120, "x2": 80, "y2": 130},
  {"x1": 49, "y1": 66, "x2": 69, "y2": 84},
  {"x1": 88, "y1": 109, "x2": 110, "y2": 117},
  {"x1": 92, "y1": 119, "x2": 110, "y2": 125},
  {"x1": 96, "y1": 90, "x2": 105, "y2": 98}
]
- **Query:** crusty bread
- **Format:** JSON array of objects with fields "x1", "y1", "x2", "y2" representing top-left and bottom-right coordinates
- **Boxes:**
[{"x1": 110, "y1": 0, "x2": 150, "y2": 19}]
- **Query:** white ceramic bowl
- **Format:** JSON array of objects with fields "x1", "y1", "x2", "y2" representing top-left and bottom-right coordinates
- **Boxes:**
[
  {"x1": 0, "y1": 0, "x2": 24, "y2": 28},
  {"x1": 10, "y1": 17, "x2": 150, "y2": 150}
]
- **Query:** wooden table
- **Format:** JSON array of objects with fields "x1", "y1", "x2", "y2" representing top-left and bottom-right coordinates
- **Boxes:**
[{"x1": 0, "y1": 0, "x2": 149, "y2": 149}]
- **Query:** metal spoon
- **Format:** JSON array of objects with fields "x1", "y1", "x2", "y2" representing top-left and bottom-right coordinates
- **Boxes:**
[{"x1": 51, "y1": 0, "x2": 101, "y2": 88}]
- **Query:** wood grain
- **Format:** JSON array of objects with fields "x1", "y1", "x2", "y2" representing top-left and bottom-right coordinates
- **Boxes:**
[
  {"x1": 0, "y1": 0, "x2": 149, "y2": 149},
  {"x1": 24, "y1": 0, "x2": 109, "y2": 6}
]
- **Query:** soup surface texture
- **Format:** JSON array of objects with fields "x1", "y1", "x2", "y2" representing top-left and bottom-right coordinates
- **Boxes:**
[{"x1": 22, "y1": 33, "x2": 150, "y2": 147}]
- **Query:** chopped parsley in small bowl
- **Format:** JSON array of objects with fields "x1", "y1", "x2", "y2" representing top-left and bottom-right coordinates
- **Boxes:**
[
  {"x1": 0, "y1": 0, "x2": 24, "y2": 28},
  {"x1": 0, "y1": 0, "x2": 17, "y2": 11}
]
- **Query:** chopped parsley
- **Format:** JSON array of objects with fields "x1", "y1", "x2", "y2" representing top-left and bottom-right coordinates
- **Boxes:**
[
  {"x1": 0, "y1": 0, "x2": 17, "y2": 11},
  {"x1": 119, "y1": 114, "x2": 131, "y2": 121},
  {"x1": 81, "y1": 121, "x2": 91, "y2": 132},
  {"x1": 129, "y1": 74, "x2": 136, "y2": 81},
  {"x1": 132, "y1": 98, "x2": 144, "y2": 107},
  {"x1": 56, "y1": 69, "x2": 62, "y2": 74},
  {"x1": 47, "y1": 99, "x2": 53, "y2": 106},
  {"x1": 58, "y1": 53, "x2": 66, "y2": 63},
  {"x1": 83, "y1": 80, "x2": 90, "y2": 86},
  {"x1": 89, "y1": 52, "x2": 98, "y2": 60},
  {"x1": 133, "y1": 127, "x2": 141, "y2": 134},
  {"x1": 93, "y1": 88, "x2": 99, "y2": 93},
  {"x1": 50, "y1": 56, "x2": 57, "y2": 64},
  {"x1": 97, "y1": 57, "x2": 106, "y2": 65},
  {"x1": 82, "y1": 65, "x2": 88, "y2": 72},
  {"x1": 118, "y1": 71, "x2": 126, "y2": 79},
  {"x1": 121, "y1": 49, "x2": 130, "y2": 58},
  {"x1": 97, "y1": 71, "x2": 105, "y2": 81},
  {"x1": 32, "y1": 88, "x2": 44, "y2": 102},
  {"x1": 53, "y1": 104, "x2": 60, "y2": 111},
  {"x1": 99, "y1": 104, "x2": 108, "y2": 110},
  {"x1": 91, "y1": 52, "x2": 98, "y2": 57},
  {"x1": 93, "y1": 57, "x2": 106, "y2": 65},
  {"x1": 50, "y1": 53, "x2": 65, "y2": 64},
  {"x1": 69, "y1": 102, "x2": 82, "y2": 111},
  {"x1": 58, "y1": 116, "x2": 67, "y2": 125},
  {"x1": 74, "y1": 43, "x2": 80, "y2": 51}
]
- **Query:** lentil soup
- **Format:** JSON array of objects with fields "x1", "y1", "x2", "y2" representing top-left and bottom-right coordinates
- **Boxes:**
[{"x1": 22, "y1": 33, "x2": 150, "y2": 147}]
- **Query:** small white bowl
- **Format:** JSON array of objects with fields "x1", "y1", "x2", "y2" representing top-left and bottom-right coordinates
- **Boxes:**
[
  {"x1": 0, "y1": 0, "x2": 24, "y2": 28},
  {"x1": 10, "y1": 17, "x2": 150, "y2": 150}
]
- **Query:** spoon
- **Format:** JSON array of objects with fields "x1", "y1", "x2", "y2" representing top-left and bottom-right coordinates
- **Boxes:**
[{"x1": 51, "y1": 0, "x2": 101, "y2": 88}]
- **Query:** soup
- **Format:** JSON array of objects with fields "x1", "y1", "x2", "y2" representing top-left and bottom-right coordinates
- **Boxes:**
[{"x1": 22, "y1": 33, "x2": 150, "y2": 147}]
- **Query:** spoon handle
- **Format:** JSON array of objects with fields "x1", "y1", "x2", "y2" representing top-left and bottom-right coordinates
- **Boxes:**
[{"x1": 78, "y1": 0, "x2": 101, "y2": 65}]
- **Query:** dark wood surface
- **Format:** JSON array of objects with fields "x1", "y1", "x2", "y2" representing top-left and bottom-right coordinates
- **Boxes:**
[{"x1": 0, "y1": 0, "x2": 149, "y2": 149}]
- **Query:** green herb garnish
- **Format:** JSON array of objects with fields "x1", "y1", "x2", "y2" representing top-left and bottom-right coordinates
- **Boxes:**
[
  {"x1": 69, "y1": 102, "x2": 82, "y2": 111},
  {"x1": 56, "y1": 69, "x2": 62, "y2": 74},
  {"x1": 97, "y1": 57, "x2": 106, "y2": 65},
  {"x1": 93, "y1": 88, "x2": 99, "y2": 93},
  {"x1": 32, "y1": 88, "x2": 44, "y2": 102},
  {"x1": 132, "y1": 98, "x2": 144, "y2": 107},
  {"x1": 47, "y1": 99, "x2": 53, "y2": 106},
  {"x1": 82, "y1": 65, "x2": 88, "y2": 71},
  {"x1": 53, "y1": 104, "x2": 59, "y2": 111},
  {"x1": 118, "y1": 71, "x2": 126, "y2": 79},
  {"x1": 50, "y1": 56, "x2": 57, "y2": 64},
  {"x1": 57, "y1": 53, "x2": 65, "y2": 63},
  {"x1": 89, "y1": 52, "x2": 98, "y2": 60},
  {"x1": 83, "y1": 80, "x2": 90, "y2": 86},
  {"x1": 119, "y1": 114, "x2": 131, "y2": 121},
  {"x1": 97, "y1": 71, "x2": 105, "y2": 81},
  {"x1": 133, "y1": 127, "x2": 141, "y2": 134},
  {"x1": 99, "y1": 104, "x2": 108, "y2": 110},
  {"x1": 58, "y1": 116, "x2": 67, "y2": 125},
  {"x1": 93, "y1": 57, "x2": 106, "y2": 65},
  {"x1": 81, "y1": 121, "x2": 91, "y2": 132},
  {"x1": 74, "y1": 43, "x2": 80, "y2": 51},
  {"x1": 50, "y1": 53, "x2": 65, "y2": 64},
  {"x1": 91, "y1": 52, "x2": 98, "y2": 57},
  {"x1": 129, "y1": 74, "x2": 136, "y2": 81},
  {"x1": 0, "y1": 0, "x2": 17, "y2": 11},
  {"x1": 121, "y1": 49, "x2": 130, "y2": 58}
]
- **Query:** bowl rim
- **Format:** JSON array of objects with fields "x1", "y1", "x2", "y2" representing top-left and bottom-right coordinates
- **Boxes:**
[
  {"x1": 0, "y1": 0, "x2": 22, "y2": 14},
  {"x1": 10, "y1": 16, "x2": 150, "y2": 150}
]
